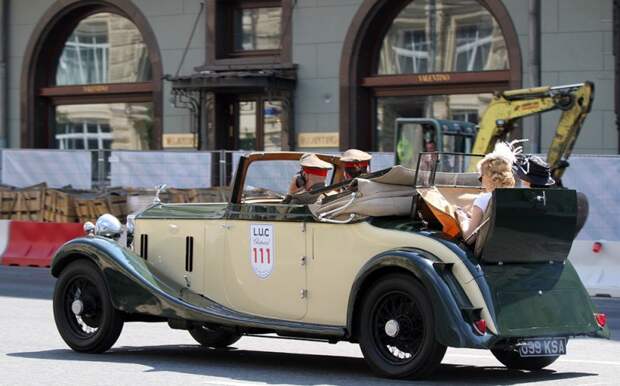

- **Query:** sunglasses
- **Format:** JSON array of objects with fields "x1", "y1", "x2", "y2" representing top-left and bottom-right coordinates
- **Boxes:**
[{"x1": 345, "y1": 166, "x2": 368, "y2": 177}]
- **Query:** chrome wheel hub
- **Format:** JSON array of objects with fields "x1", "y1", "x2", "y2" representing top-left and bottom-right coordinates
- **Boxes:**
[
  {"x1": 384, "y1": 319, "x2": 400, "y2": 338},
  {"x1": 71, "y1": 299, "x2": 84, "y2": 315}
]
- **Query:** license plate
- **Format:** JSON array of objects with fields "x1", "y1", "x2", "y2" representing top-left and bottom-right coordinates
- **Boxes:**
[{"x1": 518, "y1": 337, "x2": 567, "y2": 357}]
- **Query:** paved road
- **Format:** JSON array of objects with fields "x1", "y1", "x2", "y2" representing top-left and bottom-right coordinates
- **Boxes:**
[{"x1": 1, "y1": 266, "x2": 619, "y2": 386}]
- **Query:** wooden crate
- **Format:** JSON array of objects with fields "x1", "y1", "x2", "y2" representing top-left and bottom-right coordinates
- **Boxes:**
[
  {"x1": 106, "y1": 193, "x2": 127, "y2": 222},
  {"x1": 167, "y1": 188, "x2": 190, "y2": 203},
  {"x1": 187, "y1": 187, "x2": 230, "y2": 203},
  {"x1": 75, "y1": 198, "x2": 108, "y2": 224},
  {"x1": 43, "y1": 189, "x2": 77, "y2": 223},
  {"x1": 10, "y1": 184, "x2": 45, "y2": 221},
  {"x1": 0, "y1": 190, "x2": 16, "y2": 219},
  {"x1": 74, "y1": 192, "x2": 128, "y2": 224}
]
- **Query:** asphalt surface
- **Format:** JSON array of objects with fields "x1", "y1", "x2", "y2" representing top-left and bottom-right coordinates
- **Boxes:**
[{"x1": 1, "y1": 266, "x2": 619, "y2": 386}]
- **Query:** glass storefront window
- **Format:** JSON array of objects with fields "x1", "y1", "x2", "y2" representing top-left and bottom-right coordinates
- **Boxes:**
[
  {"x1": 234, "y1": 7, "x2": 282, "y2": 51},
  {"x1": 264, "y1": 100, "x2": 283, "y2": 151},
  {"x1": 55, "y1": 103, "x2": 153, "y2": 150},
  {"x1": 377, "y1": 0, "x2": 508, "y2": 75},
  {"x1": 376, "y1": 93, "x2": 492, "y2": 152},
  {"x1": 238, "y1": 101, "x2": 257, "y2": 150},
  {"x1": 56, "y1": 13, "x2": 152, "y2": 85}
]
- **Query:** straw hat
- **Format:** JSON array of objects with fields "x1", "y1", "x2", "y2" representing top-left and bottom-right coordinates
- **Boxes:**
[
  {"x1": 341, "y1": 149, "x2": 372, "y2": 163},
  {"x1": 300, "y1": 153, "x2": 332, "y2": 169}
]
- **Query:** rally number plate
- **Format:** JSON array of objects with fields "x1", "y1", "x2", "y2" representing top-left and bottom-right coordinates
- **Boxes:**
[{"x1": 518, "y1": 337, "x2": 567, "y2": 357}]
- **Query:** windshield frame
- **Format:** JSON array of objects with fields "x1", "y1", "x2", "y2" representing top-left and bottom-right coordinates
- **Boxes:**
[{"x1": 414, "y1": 151, "x2": 486, "y2": 188}]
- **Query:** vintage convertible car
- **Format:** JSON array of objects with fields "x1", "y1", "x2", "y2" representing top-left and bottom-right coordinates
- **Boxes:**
[{"x1": 51, "y1": 152, "x2": 609, "y2": 379}]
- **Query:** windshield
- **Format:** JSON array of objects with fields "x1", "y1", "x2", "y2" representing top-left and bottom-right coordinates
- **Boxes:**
[
  {"x1": 395, "y1": 120, "x2": 476, "y2": 169},
  {"x1": 242, "y1": 159, "x2": 335, "y2": 202},
  {"x1": 415, "y1": 152, "x2": 484, "y2": 188}
]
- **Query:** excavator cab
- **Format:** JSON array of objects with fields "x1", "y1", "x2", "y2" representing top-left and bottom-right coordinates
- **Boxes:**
[{"x1": 395, "y1": 118, "x2": 477, "y2": 169}]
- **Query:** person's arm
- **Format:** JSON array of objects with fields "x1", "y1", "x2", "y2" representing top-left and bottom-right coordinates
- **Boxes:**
[
  {"x1": 457, "y1": 206, "x2": 484, "y2": 241},
  {"x1": 288, "y1": 175, "x2": 303, "y2": 194}
]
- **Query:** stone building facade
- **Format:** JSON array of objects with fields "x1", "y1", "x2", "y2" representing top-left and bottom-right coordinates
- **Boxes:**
[{"x1": 0, "y1": 0, "x2": 615, "y2": 154}]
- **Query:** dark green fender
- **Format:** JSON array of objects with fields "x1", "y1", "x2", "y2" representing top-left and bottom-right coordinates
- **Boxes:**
[
  {"x1": 346, "y1": 246, "x2": 609, "y2": 349},
  {"x1": 51, "y1": 236, "x2": 345, "y2": 338},
  {"x1": 346, "y1": 248, "x2": 495, "y2": 349}
]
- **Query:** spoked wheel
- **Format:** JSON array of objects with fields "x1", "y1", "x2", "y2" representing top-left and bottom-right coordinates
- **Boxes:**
[
  {"x1": 491, "y1": 349, "x2": 559, "y2": 371},
  {"x1": 53, "y1": 260, "x2": 124, "y2": 353},
  {"x1": 359, "y1": 274, "x2": 446, "y2": 379},
  {"x1": 189, "y1": 325, "x2": 242, "y2": 348}
]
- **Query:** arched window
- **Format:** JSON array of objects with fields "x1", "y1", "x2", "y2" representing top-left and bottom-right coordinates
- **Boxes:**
[
  {"x1": 21, "y1": 1, "x2": 162, "y2": 150},
  {"x1": 53, "y1": 13, "x2": 152, "y2": 150},
  {"x1": 340, "y1": 0, "x2": 521, "y2": 151},
  {"x1": 377, "y1": 1, "x2": 508, "y2": 75}
]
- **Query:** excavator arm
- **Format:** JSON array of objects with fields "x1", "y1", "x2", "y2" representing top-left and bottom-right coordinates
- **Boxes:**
[
  {"x1": 471, "y1": 82, "x2": 594, "y2": 182},
  {"x1": 546, "y1": 82, "x2": 594, "y2": 183}
]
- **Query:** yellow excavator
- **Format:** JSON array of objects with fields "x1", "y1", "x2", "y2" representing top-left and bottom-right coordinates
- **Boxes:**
[{"x1": 394, "y1": 81, "x2": 594, "y2": 185}]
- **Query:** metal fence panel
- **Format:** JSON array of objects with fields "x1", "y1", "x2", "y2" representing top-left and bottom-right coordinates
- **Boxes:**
[
  {"x1": 562, "y1": 156, "x2": 620, "y2": 241},
  {"x1": 1, "y1": 149, "x2": 92, "y2": 189},
  {"x1": 370, "y1": 152, "x2": 395, "y2": 172},
  {"x1": 110, "y1": 151, "x2": 212, "y2": 189}
]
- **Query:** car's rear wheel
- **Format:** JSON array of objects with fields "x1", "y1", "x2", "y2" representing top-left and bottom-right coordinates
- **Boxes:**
[
  {"x1": 358, "y1": 274, "x2": 446, "y2": 379},
  {"x1": 189, "y1": 325, "x2": 242, "y2": 348},
  {"x1": 53, "y1": 259, "x2": 124, "y2": 353},
  {"x1": 491, "y1": 349, "x2": 559, "y2": 370}
]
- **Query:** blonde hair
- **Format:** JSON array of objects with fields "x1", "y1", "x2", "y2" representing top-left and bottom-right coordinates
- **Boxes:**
[{"x1": 480, "y1": 158, "x2": 515, "y2": 189}]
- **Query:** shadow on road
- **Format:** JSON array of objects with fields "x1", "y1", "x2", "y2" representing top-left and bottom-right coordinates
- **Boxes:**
[{"x1": 8, "y1": 344, "x2": 596, "y2": 385}]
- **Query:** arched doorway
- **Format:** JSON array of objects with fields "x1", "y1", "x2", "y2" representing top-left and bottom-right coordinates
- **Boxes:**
[
  {"x1": 21, "y1": 0, "x2": 163, "y2": 149},
  {"x1": 339, "y1": 0, "x2": 522, "y2": 151}
]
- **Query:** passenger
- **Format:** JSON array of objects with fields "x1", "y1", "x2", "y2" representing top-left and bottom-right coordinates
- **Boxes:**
[
  {"x1": 513, "y1": 154, "x2": 555, "y2": 188},
  {"x1": 283, "y1": 153, "x2": 332, "y2": 205},
  {"x1": 341, "y1": 149, "x2": 372, "y2": 180},
  {"x1": 455, "y1": 143, "x2": 516, "y2": 241}
]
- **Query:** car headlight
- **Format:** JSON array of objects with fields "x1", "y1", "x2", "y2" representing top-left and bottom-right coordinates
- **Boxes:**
[{"x1": 95, "y1": 214, "x2": 122, "y2": 240}]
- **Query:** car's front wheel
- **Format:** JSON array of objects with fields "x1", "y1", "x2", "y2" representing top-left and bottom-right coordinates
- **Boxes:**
[
  {"x1": 189, "y1": 325, "x2": 242, "y2": 348},
  {"x1": 358, "y1": 274, "x2": 446, "y2": 379},
  {"x1": 491, "y1": 349, "x2": 559, "y2": 370},
  {"x1": 53, "y1": 259, "x2": 124, "y2": 353}
]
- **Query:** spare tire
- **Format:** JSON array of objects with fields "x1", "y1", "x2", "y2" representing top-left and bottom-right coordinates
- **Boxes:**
[{"x1": 575, "y1": 191, "x2": 589, "y2": 236}]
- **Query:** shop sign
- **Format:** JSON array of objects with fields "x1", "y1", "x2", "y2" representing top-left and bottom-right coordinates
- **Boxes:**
[
  {"x1": 82, "y1": 85, "x2": 110, "y2": 93},
  {"x1": 163, "y1": 134, "x2": 197, "y2": 149},
  {"x1": 416, "y1": 74, "x2": 451, "y2": 83},
  {"x1": 298, "y1": 133, "x2": 339, "y2": 148}
]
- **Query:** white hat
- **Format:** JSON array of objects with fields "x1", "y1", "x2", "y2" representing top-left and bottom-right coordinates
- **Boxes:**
[
  {"x1": 341, "y1": 149, "x2": 372, "y2": 163},
  {"x1": 300, "y1": 153, "x2": 332, "y2": 169}
]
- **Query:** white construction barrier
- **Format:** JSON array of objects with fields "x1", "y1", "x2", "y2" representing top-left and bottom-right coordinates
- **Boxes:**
[
  {"x1": 1, "y1": 149, "x2": 92, "y2": 189},
  {"x1": 568, "y1": 240, "x2": 620, "y2": 298},
  {"x1": 0, "y1": 220, "x2": 9, "y2": 258},
  {"x1": 562, "y1": 156, "x2": 620, "y2": 298},
  {"x1": 110, "y1": 151, "x2": 212, "y2": 189}
]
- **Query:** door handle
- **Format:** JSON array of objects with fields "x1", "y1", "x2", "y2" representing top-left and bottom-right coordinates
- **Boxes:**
[
  {"x1": 220, "y1": 224, "x2": 232, "y2": 230},
  {"x1": 531, "y1": 191, "x2": 546, "y2": 206}
]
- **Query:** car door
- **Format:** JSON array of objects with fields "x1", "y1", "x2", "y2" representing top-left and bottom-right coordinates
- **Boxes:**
[{"x1": 223, "y1": 204, "x2": 308, "y2": 320}]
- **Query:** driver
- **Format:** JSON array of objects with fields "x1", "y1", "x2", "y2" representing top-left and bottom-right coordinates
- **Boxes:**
[
  {"x1": 341, "y1": 149, "x2": 372, "y2": 179},
  {"x1": 283, "y1": 153, "x2": 332, "y2": 205}
]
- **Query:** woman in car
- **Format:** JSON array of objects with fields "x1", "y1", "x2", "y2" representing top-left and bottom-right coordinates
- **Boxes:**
[{"x1": 456, "y1": 142, "x2": 516, "y2": 241}]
